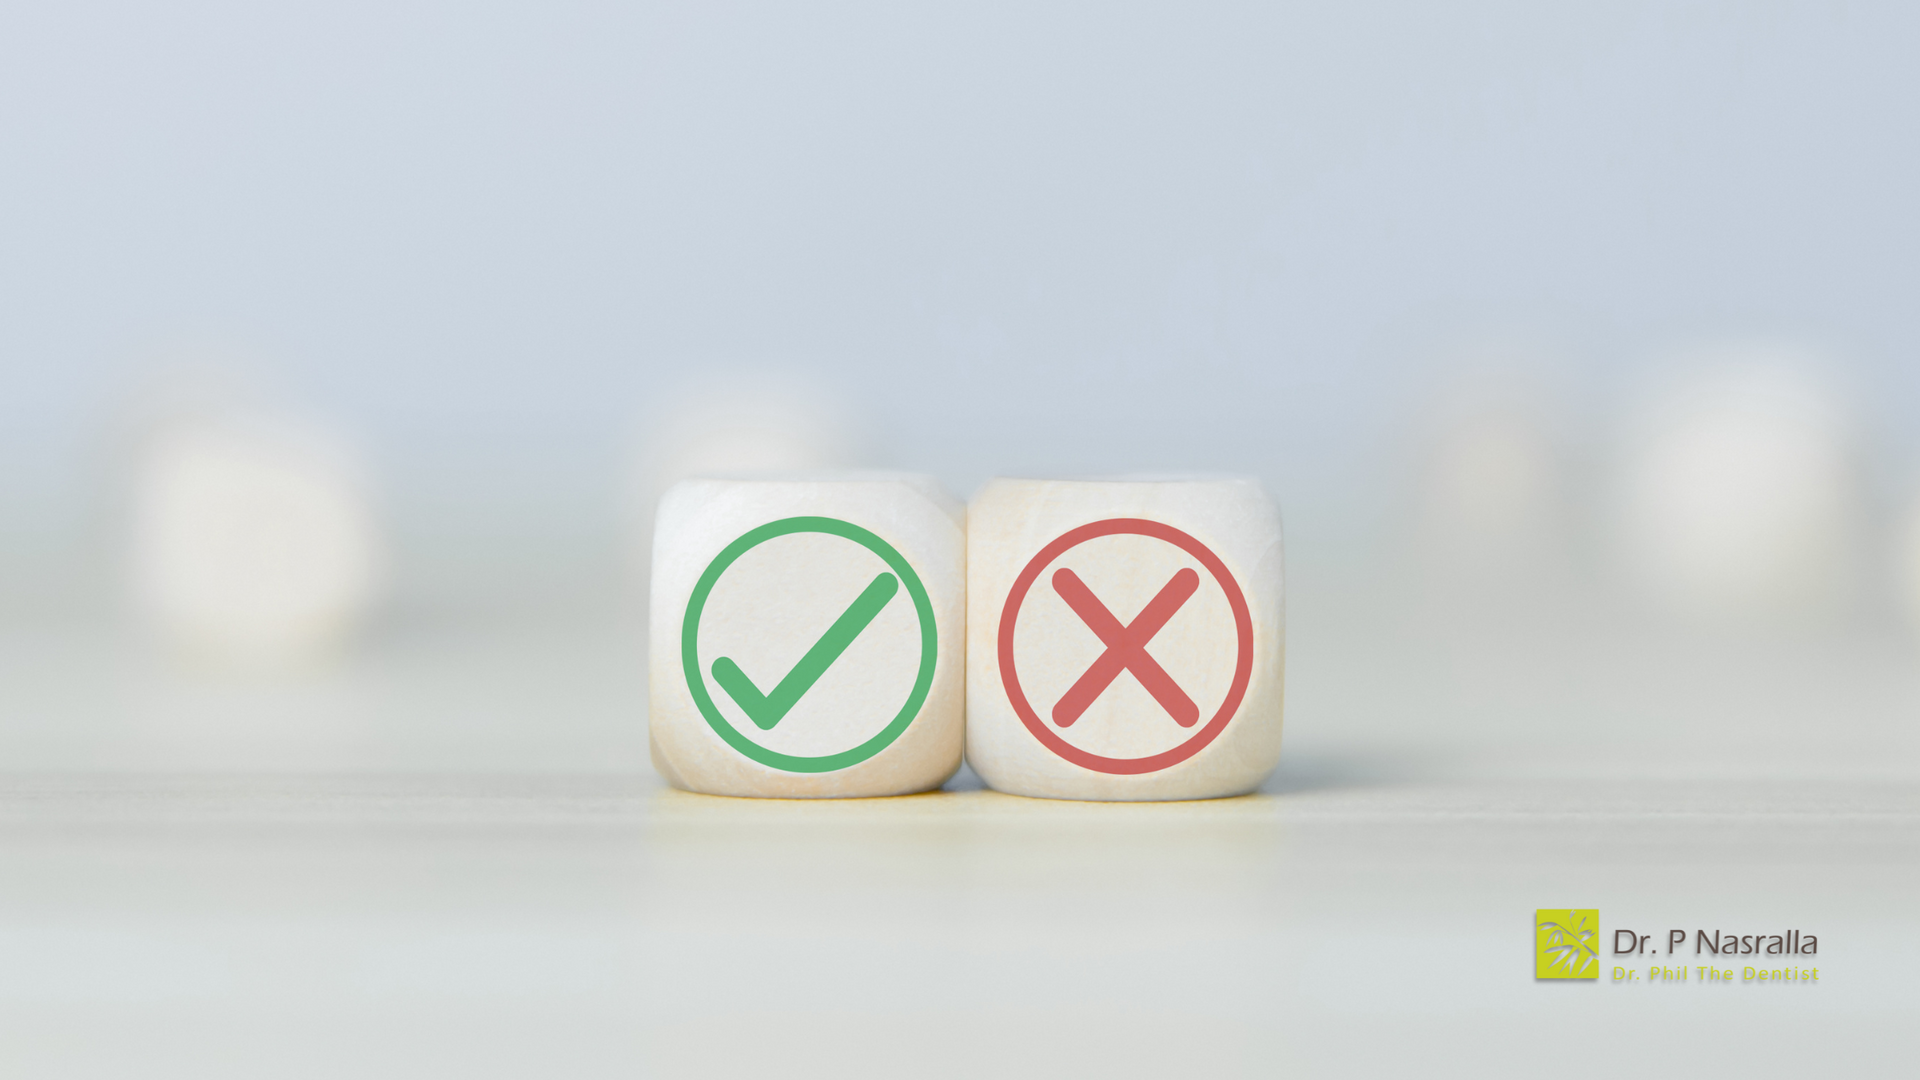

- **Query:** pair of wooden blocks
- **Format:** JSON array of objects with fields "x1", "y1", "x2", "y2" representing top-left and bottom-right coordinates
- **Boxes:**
[{"x1": 649, "y1": 474, "x2": 1284, "y2": 801}]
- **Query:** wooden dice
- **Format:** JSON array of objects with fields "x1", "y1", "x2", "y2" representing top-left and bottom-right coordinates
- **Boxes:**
[
  {"x1": 648, "y1": 473, "x2": 967, "y2": 797},
  {"x1": 965, "y1": 477, "x2": 1285, "y2": 800}
]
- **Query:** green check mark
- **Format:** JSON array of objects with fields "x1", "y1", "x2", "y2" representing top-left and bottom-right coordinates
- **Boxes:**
[{"x1": 710, "y1": 572, "x2": 899, "y2": 731}]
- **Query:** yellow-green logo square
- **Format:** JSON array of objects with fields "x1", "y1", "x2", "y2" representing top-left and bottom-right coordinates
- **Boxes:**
[{"x1": 1535, "y1": 909, "x2": 1599, "y2": 979}]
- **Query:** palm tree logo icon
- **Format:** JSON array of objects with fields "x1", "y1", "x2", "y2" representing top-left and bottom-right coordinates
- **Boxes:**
[{"x1": 1535, "y1": 909, "x2": 1600, "y2": 979}]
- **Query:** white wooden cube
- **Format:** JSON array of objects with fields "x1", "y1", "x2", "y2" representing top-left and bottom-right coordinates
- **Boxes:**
[
  {"x1": 649, "y1": 473, "x2": 966, "y2": 797},
  {"x1": 966, "y1": 476, "x2": 1285, "y2": 800}
]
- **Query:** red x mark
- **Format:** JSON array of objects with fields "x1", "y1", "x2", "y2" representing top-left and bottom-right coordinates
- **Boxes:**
[{"x1": 1050, "y1": 567, "x2": 1201, "y2": 729}]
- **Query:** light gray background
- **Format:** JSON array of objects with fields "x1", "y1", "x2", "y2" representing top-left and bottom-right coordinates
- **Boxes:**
[{"x1": 6, "y1": 1, "x2": 1919, "y2": 611}]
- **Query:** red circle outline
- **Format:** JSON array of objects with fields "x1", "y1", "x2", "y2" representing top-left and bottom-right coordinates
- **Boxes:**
[{"x1": 997, "y1": 518, "x2": 1254, "y2": 775}]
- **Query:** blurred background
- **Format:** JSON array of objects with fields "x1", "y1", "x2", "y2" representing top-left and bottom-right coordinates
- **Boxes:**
[
  {"x1": 1, "y1": 5, "x2": 1917, "y2": 1074},
  {"x1": 4, "y1": 0, "x2": 1916, "y2": 774}
]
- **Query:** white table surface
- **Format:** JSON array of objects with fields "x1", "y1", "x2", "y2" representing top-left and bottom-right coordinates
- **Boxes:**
[{"x1": 1, "y1": 611, "x2": 1914, "y2": 1078}]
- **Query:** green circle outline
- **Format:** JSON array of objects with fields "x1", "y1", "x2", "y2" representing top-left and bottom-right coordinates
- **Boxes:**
[{"x1": 682, "y1": 516, "x2": 938, "y2": 773}]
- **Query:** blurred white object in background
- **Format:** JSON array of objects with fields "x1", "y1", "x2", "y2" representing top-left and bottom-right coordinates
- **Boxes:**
[
  {"x1": 131, "y1": 414, "x2": 385, "y2": 666},
  {"x1": 1615, "y1": 351, "x2": 1863, "y2": 623},
  {"x1": 1895, "y1": 497, "x2": 1920, "y2": 633},
  {"x1": 1412, "y1": 373, "x2": 1569, "y2": 593},
  {"x1": 628, "y1": 368, "x2": 865, "y2": 590}
]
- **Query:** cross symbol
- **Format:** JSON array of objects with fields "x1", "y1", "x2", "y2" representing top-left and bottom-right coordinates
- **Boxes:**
[{"x1": 1049, "y1": 567, "x2": 1200, "y2": 729}]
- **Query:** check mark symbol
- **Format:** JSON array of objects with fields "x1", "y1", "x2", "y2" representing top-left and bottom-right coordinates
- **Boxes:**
[{"x1": 710, "y1": 572, "x2": 899, "y2": 731}]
